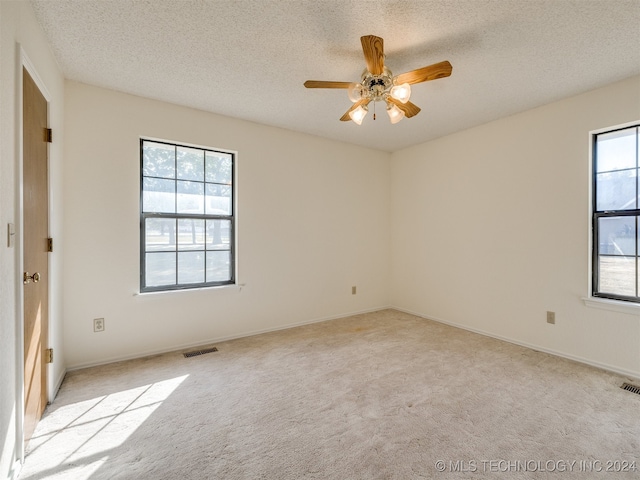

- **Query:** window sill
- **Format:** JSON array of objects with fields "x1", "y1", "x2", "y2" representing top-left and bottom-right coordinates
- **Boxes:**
[
  {"x1": 582, "y1": 296, "x2": 640, "y2": 316},
  {"x1": 135, "y1": 283, "x2": 245, "y2": 297}
]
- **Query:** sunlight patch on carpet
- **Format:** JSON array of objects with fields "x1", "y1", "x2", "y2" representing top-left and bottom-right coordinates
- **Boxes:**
[{"x1": 22, "y1": 375, "x2": 188, "y2": 480}]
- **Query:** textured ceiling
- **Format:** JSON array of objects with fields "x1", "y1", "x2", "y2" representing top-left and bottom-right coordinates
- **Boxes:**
[{"x1": 31, "y1": 0, "x2": 640, "y2": 152}]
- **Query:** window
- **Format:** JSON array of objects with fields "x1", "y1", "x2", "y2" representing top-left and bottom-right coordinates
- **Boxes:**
[
  {"x1": 140, "y1": 139, "x2": 234, "y2": 292},
  {"x1": 592, "y1": 124, "x2": 640, "y2": 302}
]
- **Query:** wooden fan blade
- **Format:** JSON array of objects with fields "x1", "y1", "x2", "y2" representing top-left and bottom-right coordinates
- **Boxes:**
[
  {"x1": 360, "y1": 35, "x2": 384, "y2": 75},
  {"x1": 304, "y1": 80, "x2": 352, "y2": 89},
  {"x1": 340, "y1": 98, "x2": 370, "y2": 122},
  {"x1": 394, "y1": 61, "x2": 452, "y2": 85},
  {"x1": 387, "y1": 97, "x2": 421, "y2": 118}
]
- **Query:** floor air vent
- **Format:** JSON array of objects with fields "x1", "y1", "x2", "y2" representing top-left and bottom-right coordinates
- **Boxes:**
[
  {"x1": 183, "y1": 347, "x2": 218, "y2": 358},
  {"x1": 621, "y1": 382, "x2": 640, "y2": 395}
]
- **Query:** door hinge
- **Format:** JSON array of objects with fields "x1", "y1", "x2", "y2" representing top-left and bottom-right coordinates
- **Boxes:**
[
  {"x1": 47, "y1": 237, "x2": 53, "y2": 252},
  {"x1": 45, "y1": 348, "x2": 53, "y2": 364},
  {"x1": 45, "y1": 128, "x2": 52, "y2": 143}
]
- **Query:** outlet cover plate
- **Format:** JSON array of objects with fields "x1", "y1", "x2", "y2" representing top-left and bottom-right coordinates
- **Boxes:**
[
  {"x1": 94, "y1": 318, "x2": 105, "y2": 332},
  {"x1": 546, "y1": 311, "x2": 555, "y2": 324}
]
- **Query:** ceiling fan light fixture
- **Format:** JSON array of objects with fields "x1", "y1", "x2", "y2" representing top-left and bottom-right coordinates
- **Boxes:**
[
  {"x1": 390, "y1": 82, "x2": 411, "y2": 103},
  {"x1": 349, "y1": 104, "x2": 368, "y2": 125},
  {"x1": 386, "y1": 103, "x2": 405, "y2": 124},
  {"x1": 347, "y1": 83, "x2": 365, "y2": 102}
]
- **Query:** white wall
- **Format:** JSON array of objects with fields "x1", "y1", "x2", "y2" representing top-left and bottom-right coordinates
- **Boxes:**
[
  {"x1": 0, "y1": 1, "x2": 65, "y2": 479},
  {"x1": 63, "y1": 81, "x2": 390, "y2": 368},
  {"x1": 391, "y1": 75, "x2": 640, "y2": 378}
]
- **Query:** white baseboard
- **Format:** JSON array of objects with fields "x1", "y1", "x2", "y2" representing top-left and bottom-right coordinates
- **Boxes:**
[
  {"x1": 391, "y1": 306, "x2": 640, "y2": 382},
  {"x1": 66, "y1": 306, "x2": 392, "y2": 371},
  {"x1": 59, "y1": 305, "x2": 640, "y2": 382},
  {"x1": 50, "y1": 367, "x2": 66, "y2": 402}
]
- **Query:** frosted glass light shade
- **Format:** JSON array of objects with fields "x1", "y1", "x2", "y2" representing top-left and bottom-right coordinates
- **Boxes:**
[
  {"x1": 347, "y1": 83, "x2": 365, "y2": 103},
  {"x1": 386, "y1": 104, "x2": 405, "y2": 124},
  {"x1": 390, "y1": 83, "x2": 411, "y2": 103},
  {"x1": 349, "y1": 105, "x2": 368, "y2": 125}
]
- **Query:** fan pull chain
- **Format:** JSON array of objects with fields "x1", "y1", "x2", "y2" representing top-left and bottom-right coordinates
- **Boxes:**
[{"x1": 373, "y1": 101, "x2": 376, "y2": 120}]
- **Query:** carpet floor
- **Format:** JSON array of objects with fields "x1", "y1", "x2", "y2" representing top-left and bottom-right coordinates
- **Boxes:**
[{"x1": 19, "y1": 309, "x2": 640, "y2": 479}]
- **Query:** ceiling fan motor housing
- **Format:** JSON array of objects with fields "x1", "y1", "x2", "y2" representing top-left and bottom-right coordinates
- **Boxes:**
[{"x1": 361, "y1": 67, "x2": 394, "y2": 102}]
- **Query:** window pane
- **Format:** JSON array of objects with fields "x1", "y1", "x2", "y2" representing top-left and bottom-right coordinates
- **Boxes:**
[
  {"x1": 142, "y1": 142, "x2": 175, "y2": 179},
  {"x1": 178, "y1": 252, "x2": 204, "y2": 284},
  {"x1": 146, "y1": 218, "x2": 176, "y2": 252},
  {"x1": 141, "y1": 139, "x2": 234, "y2": 292},
  {"x1": 206, "y1": 250, "x2": 231, "y2": 282},
  {"x1": 143, "y1": 178, "x2": 175, "y2": 213},
  {"x1": 206, "y1": 152, "x2": 232, "y2": 185},
  {"x1": 598, "y1": 256, "x2": 635, "y2": 297},
  {"x1": 596, "y1": 127, "x2": 637, "y2": 173},
  {"x1": 596, "y1": 169, "x2": 637, "y2": 211},
  {"x1": 206, "y1": 219, "x2": 231, "y2": 250},
  {"x1": 598, "y1": 217, "x2": 636, "y2": 256},
  {"x1": 146, "y1": 252, "x2": 176, "y2": 287},
  {"x1": 178, "y1": 219, "x2": 205, "y2": 251},
  {"x1": 205, "y1": 184, "x2": 232, "y2": 215},
  {"x1": 177, "y1": 147, "x2": 204, "y2": 181},
  {"x1": 177, "y1": 180, "x2": 204, "y2": 214}
]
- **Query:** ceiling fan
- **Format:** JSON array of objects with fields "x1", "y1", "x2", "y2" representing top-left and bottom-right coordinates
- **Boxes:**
[{"x1": 304, "y1": 35, "x2": 452, "y2": 125}]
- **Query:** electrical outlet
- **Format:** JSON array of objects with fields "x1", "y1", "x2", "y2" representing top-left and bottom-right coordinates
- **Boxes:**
[
  {"x1": 352, "y1": 286, "x2": 357, "y2": 295},
  {"x1": 546, "y1": 311, "x2": 555, "y2": 324},
  {"x1": 94, "y1": 318, "x2": 105, "y2": 332}
]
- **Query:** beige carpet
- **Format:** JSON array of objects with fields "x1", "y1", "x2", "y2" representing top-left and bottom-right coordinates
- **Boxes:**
[{"x1": 20, "y1": 310, "x2": 640, "y2": 479}]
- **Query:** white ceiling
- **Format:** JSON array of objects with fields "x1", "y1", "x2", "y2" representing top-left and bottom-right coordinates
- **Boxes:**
[{"x1": 31, "y1": 0, "x2": 640, "y2": 152}]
